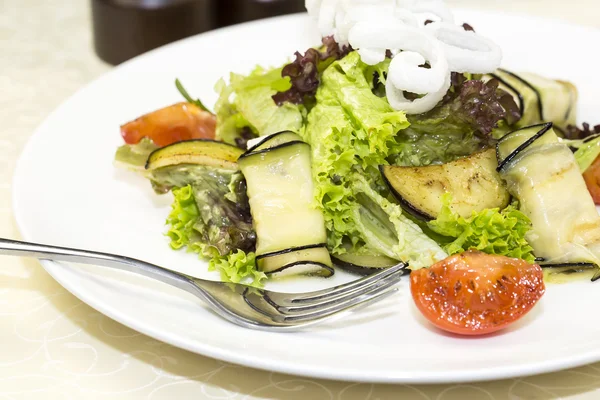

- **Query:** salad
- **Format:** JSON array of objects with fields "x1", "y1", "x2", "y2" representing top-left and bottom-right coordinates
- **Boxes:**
[{"x1": 114, "y1": 0, "x2": 600, "y2": 335}]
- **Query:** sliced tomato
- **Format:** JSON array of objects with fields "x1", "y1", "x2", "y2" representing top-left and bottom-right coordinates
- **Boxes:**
[
  {"x1": 583, "y1": 154, "x2": 600, "y2": 205},
  {"x1": 121, "y1": 102, "x2": 216, "y2": 147},
  {"x1": 410, "y1": 251, "x2": 545, "y2": 336}
]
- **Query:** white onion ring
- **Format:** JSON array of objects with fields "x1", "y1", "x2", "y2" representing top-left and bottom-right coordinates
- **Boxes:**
[
  {"x1": 388, "y1": 51, "x2": 447, "y2": 94},
  {"x1": 349, "y1": 21, "x2": 449, "y2": 113},
  {"x1": 386, "y1": 70, "x2": 450, "y2": 114},
  {"x1": 305, "y1": 0, "x2": 503, "y2": 114},
  {"x1": 393, "y1": 8, "x2": 419, "y2": 27},
  {"x1": 357, "y1": 48, "x2": 387, "y2": 64},
  {"x1": 317, "y1": 0, "x2": 338, "y2": 37},
  {"x1": 402, "y1": 0, "x2": 455, "y2": 23},
  {"x1": 348, "y1": 20, "x2": 432, "y2": 55},
  {"x1": 349, "y1": 21, "x2": 448, "y2": 88},
  {"x1": 337, "y1": 2, "x2": 398, "y2": 44},
  {"x1": 425, "y1": 21, "x2": 502, "y2": 73}
]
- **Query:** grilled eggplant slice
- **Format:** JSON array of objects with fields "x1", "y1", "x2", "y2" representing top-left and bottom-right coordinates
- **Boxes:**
[
  {"x1": 486, "y1": 69, "x2": 578, "y2": 130},
  {"x1": 239, "y1": 138, "x2": 332, "y2": 277},
  {"x1": 332, "y1": 252, "x2": 401, "y2": 276},
  {"x1": 381, "y1": 149, "x2": 510, "y2": 221},
  {"x1": 498, "y1": 124, "x2": 600, "y2": 269},
  {"x1": 145, "y1": 139, "x2": 243, "y2": 171}
]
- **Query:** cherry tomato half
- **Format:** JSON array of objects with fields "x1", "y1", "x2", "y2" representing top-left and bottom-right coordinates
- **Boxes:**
[
  {"x1": 410, "y1": 251, "x2": 545, "y2": 336},
  {"x1": 121, "y1": 102, "x2": 216, "y2": 147},
  {"x1": 583, "y1": 155, "x2": 600, "y2": 205}
]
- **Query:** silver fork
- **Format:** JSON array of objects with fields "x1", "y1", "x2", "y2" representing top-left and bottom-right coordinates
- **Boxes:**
[{"x1": 0, "y1": 238, "x2": 407, "y2": 331}]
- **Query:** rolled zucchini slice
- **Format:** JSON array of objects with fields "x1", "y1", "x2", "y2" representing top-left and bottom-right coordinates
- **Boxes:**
[
  {"x1": 541, "y1": 263, "x2": 600, "y2": 283},
  {"x1": 496, "y1": 122, "x2": 555, "y2": 172},
  {"x1": 145, "y1": 139, "x2": 243, "y2": 171},
  {"x1": 238, "y1": 138, "x2": 333, "y2": 277},
  {"x1": 486, "y1": 69, "x2": 578, "y2": 131},
  {"x1": 332, "y1": 252, "x2": 401, "y2": 276},
  {"x1": 498, "y1": 124, "x2": 600, "y2": 271},
  {"x1": 256, "y1": 244, "x2": 333, "y2": 277},
  {"x1": 245, "y1": 131, "x2": 303, "y2": 153},
  {"x1": 381, "y1": 149, "x2": 510, "y2": 221}
]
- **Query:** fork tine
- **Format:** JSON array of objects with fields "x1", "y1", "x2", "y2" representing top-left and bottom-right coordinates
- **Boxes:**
[
  {"x1": 265, "y1": 269, "x2": 403, "y2": 313},
  {"x1": 279, "y1": 275, "x2": 401, "y2": 322},
  {"x1": 283, "y1": 285, "x2": 399, "y2": 323},
  {"x1": 288, "y1": 262, "x2": 407, "y2": 304}
]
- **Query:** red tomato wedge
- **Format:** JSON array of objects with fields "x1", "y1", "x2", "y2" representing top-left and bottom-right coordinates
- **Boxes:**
[
  {"x1": 121, "y1": 102, "x2": 216, "y2": 147},
  {"x1": 583, "y1": 155, "x2": 600, "y2": 205},
  {"x1": 410, "y1": 251, "x2": 545, "y2": 336}
]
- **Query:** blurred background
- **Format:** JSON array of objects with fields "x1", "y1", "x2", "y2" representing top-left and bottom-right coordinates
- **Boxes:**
[
  {"x1": 1, "y1": 1, "x2": 599, "y2": 398},
  {"x1": 89, "y1": 0, "x2": 598, "y2": 65},
  {"x1": 91, "y1": 0, "x2": 307, "y2": 65}
]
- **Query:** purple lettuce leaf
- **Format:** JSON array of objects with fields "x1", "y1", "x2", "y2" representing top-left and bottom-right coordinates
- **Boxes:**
[{"x1": 272, "y1": 36, "x2": 352, "y2": 106}]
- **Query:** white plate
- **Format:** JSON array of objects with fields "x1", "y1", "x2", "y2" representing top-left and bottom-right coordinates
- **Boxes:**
[{"x1": 12, "y1": 10, "x2": 600, "y2": 384}]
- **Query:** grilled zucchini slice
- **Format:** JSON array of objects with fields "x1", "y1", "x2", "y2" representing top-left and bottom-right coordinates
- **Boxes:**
[
  {"x1": 238, "y1": 138, "x2": 332, "y2": 277},
  {"x1": 145, "y1": 139, "x2": 243, "y2": 171},
  {"x1": 498, "y1": 124, "x2": 600, "y2": 270},
  {"x1": 332, "y1": 252, "x2": 401, "y2": 276},
  {"x1": 486, "y1": 69, "x2": 577, "y2": 130}
]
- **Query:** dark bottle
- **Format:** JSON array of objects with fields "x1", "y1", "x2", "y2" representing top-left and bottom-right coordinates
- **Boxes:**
[
  {"x1": 91, "y1": 0, "x2": 218, "y2": 65},
  {"x1": 91, "y1": 0, "x2": 306, "y2": 65},
  {"x1": 217, "y1": 0, "x2": 305, "y2": 27}
]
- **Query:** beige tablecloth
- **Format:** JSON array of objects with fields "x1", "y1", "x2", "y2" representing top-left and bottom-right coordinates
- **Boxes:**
[{"x1": 1, "y1": 1, "x2": 599, "y2": 398}]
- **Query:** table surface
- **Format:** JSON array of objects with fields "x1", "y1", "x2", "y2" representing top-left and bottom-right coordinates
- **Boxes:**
[{"x1": 2, "y1": 1, "x2": 600, "y2": 398}]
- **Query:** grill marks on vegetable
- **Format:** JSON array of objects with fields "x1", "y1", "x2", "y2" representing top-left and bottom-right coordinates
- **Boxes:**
[{"x1": 380, "y1": 149, "x2": 510, "y2": 221}]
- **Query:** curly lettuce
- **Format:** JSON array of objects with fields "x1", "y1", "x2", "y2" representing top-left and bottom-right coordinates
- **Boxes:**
[
  {"x1": 392, "y1": 76, "x2": 520, "y2": 166},
  {"x1": 303, "y1": 51, "x2": 446, "y2": 268},
  {"x1": 427, "y1": 194, "x2": 535, "y2": 262},
  {"x1": 209, "y1": 250, "x2": 265, "y2": 287},
  {"x1": 165, "y1": 171, "x2": 255, "y2": 257},
  {"x1": 214, "y1": 65, "x2": 306, "y2": 145},
  {"x1": 167, "y1": 184, "x2": 264, "y2": 286},
  {"x1": 167, "y1": 185, "x2": 203, "y2": 252}
]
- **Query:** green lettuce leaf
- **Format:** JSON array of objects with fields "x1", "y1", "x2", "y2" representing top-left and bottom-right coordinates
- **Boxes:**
[
  {"x1": 167, "y1": 184, "x2": 263, "y2": 286},
  {"x1": 214, "y1": 65, "x2": 306, "y2": 145},
  {"x1": 166, "y1": 184, "x2": 204, "y2": 252},
  {"x1": 351, "y1": 175, "x2": 448, "y2": 268},
  {"x1": 427, "y1": 194, "x2": 535, "y2": 262},
  {"x1": 165, "y1": 171, "x2": 255, "y2": 256},
  {"x1": 209, "y1": 250, "x2": 266, "y2": 287},
  {"x1": 573, "y1": 136, "x2": 600, "y2": 172},
  {"x1": 390, "y1": 77, "x2": 518, "y2": 166},
  {"x1": 113, "y1": 138, "x2": 158, "y2": 172},
  {"x1": 303, "y1": 51, "x2": 446, "y2": 268},
  {"x1": 392, "y1": 128, "x2": 488, "y2": 167}
]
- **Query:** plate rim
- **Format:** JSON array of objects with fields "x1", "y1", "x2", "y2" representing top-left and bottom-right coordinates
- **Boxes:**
[{"x1": 11, "y1": 10, "x2": 600, "y2": 384}]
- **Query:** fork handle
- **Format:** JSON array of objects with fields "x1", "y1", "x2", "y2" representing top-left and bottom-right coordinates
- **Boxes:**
[{"x1": 0, "y1": 237, "x2": 193, "y2": 291}]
